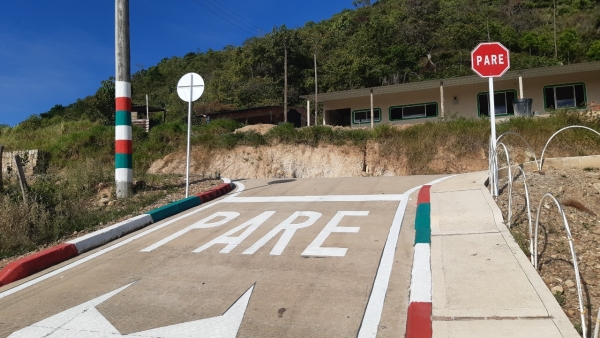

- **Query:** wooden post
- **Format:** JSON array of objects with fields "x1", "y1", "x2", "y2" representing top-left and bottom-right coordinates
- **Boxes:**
[
  {"x1": 315, "y1": 53, "x2": 320, "y2": 125},
  {"x1": 284, "y1": 43, "x2": 288, "y2": 124},
  {"x1": 14, "y1": 155, "x2": 28, "y2": 204},
  {"x1": 370, "y1": 89, "x2": 374, "y2": 129},
  {"x1": 440, "y1": 81, "x2": 445, "y2": 118},
  {"x1": 146, "y1": 93, "x2": 150, "y2": 132},
  {"x1": 307, "y1": 100, "x2": 311, "y2": 126}
]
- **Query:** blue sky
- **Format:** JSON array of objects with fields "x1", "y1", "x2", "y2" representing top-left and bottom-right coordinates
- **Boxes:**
[{"x1": 0, "y1": 0, "x2": 353, "y2": 126}]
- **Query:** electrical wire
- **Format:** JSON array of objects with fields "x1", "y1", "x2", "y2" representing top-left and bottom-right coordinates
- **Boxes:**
[
  {"x1": 207, "y1": 0, "x2": 265, "y2": 35},
  {"x1": 189, "y1": 0, "x2": 262, "y2": 37}
]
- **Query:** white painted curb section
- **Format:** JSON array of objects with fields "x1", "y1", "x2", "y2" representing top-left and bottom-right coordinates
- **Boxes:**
[
  {"x1": 67, "y1": 214, "x2": 153, "y2": 254},
  {"x1": 409, "y1": 243, "x2": 432, "y2": 303}
]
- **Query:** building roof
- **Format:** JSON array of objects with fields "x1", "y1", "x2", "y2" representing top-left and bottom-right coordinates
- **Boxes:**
[{"x1": 302, "y1": 61, "x2": 600, "y2": 102}]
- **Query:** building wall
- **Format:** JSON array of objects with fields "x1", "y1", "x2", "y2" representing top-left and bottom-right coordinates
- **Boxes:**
[{"x1": 323, "y1": 69, "x2": 600, "y2": 127}]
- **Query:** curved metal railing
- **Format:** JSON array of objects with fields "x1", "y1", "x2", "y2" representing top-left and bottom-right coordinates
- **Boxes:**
[
  {"x1": 507, "y1": 166, "x2": 534, "y2": 262},
  {"x1": 533, "y1": 193, "x2": 586, "y2": 338},
  {"x1": 539, "y1": 126, "x2": 600, "y2": 171},
  {"x1": 497, "y1": 131, "x2": 540, "y2": 169}
]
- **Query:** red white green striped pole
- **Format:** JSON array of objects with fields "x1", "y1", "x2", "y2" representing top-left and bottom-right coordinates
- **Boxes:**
[{"x1": 115, "y1": 0, "x2": 132, "y2": 198}]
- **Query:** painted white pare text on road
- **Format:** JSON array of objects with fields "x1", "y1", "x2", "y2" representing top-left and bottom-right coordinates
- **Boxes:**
[{"x1": 142, "y1": 211, "x2": 369, "y2": 257}]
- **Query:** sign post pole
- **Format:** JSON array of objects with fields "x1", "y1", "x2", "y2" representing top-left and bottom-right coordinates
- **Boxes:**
[
  {"x1": 186, "y1": 76, "x2": 193, "y2": 198},
  {"x1": 177, "y1": 73, "x2": 205, "y2": 198},
  {"x1": 471, "y1": 42, "x2": 510, "y2": 198},
  {"x1": 489, "y1": 77, "x2": 499, "y2": 196}
]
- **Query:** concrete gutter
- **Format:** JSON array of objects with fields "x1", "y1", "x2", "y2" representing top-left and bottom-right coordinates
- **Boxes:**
[{"x1": 0, "y1": 181, "x2": 235, "y2": 287}]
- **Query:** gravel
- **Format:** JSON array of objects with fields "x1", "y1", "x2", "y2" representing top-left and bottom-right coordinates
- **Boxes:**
[{"x1": 496, "y1": 166, "x2": 600, "y2": 333}]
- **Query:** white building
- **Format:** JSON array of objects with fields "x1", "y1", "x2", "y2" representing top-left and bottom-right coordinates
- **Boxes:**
[{"x1": 303, "y1": 61, "x2": 600, "y2": 127}]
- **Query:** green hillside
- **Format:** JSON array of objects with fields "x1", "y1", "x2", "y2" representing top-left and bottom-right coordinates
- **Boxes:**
[{"x1": 23, "y1": 0, "x2": 600, "y2": 126}]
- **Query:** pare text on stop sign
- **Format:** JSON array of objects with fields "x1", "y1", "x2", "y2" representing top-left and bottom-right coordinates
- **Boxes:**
[{"x1": 476, "y1": 54, "x2": 506, "y2": 66}]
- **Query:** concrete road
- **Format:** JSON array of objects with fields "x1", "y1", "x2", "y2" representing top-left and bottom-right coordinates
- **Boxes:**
[{"x1": 0, "y1": 176, "x2": 446, "y2": 338}]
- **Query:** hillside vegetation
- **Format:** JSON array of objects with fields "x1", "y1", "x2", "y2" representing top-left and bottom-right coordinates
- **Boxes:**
[{"x1": 14, "y1": 0, "x2": 600, "y2": 127}]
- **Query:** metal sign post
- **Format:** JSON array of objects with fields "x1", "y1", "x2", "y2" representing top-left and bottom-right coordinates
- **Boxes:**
[
  {"x1": 177, "y1": 73, "x2": 205, "y2": 197},
  {"x1": 471, "y1": 42, "x2": 510, "y2": 197}
]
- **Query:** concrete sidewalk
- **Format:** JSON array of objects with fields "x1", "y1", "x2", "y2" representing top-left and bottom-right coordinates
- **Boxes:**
[{"x1": 429, "y1": 171, "x2": 579, "y2": 338}]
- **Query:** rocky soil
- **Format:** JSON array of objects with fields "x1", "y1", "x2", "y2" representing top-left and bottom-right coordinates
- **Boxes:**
[{"x1": 496, "y1": 166, "x2": 600, "y2": 334}]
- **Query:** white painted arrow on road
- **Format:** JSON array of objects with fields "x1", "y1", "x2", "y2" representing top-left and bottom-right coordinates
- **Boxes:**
[{"x1": 9, "y1": 282, "x2": 254, "y2": 338}]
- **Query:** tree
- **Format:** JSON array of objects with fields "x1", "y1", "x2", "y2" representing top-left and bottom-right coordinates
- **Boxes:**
[{"x1": 587, "y1": 40, "x2": 600, "y2": 61}]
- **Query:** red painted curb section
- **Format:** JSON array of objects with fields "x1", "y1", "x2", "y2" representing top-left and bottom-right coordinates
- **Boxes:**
[
  {"x1": 0, "y1": 243, "x2": 78, "y2": 287},
  {"x1": 417, "y1": 185, "x2": 431, "y2": 204},
  {"x1": 406, "y1": 302, "x2": 433, "y2": 338},
  {"x1": 195, "y1": 182, "x2": 233, "y2": 203}
]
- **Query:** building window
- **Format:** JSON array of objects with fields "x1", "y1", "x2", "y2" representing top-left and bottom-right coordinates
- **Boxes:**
[
  {"x1": 389, "y1": 103, "x2": 438, "y2": 120},
  {"x1": 544, "y1": 83, "x2": 586, "y2": 110},
  {"x1": 478, "y1": 90, "x2": 517, "y2": 117},
  {"x1": 352, "y1": 108, "x2": 381, "y2": 124}
]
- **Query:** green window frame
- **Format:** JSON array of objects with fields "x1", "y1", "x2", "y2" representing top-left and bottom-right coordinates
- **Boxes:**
[
  {"x1": 477, "y1": 90, "x2": 517, "y2": 117},
  {"x1": 389, "y1": 102, "x2": 438, "y2": 121},
  {"x1": 543, "y1": 83, "x2": 587, "y2": 110},
  {"x1": 352, "y1": 108, "x2": 381, "y2": 124}
]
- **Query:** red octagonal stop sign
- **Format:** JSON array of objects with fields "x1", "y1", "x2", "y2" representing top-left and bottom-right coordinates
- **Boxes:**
[{"x1": 471, "y1": 42, "x2": 510, "y2": 78}]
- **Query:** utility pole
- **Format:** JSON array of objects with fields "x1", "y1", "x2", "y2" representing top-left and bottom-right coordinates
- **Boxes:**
[
  {"x1": 284, "y1": 41, "x2": 288, "y2": 124},
  {"x1": 115, "y1": 0, "x2": 132, "y2": 198},
  {"x1": 314, "y1": 53, "x2": 320, "y2": 125},
  {"x1": 553, "y1": 0, "x2": 557, "y2": 59}
]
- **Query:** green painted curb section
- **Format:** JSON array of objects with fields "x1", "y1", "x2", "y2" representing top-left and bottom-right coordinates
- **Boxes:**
[
  {"x1": 415, "y1": 203, "x2": 431, "y2": 244},
  {"x1": 146, "y1": 196, "x2": 201, "y2": 223},
  {"x1": 115, "y1": 111, "x2": 132, "y2": 125},
  {"x1": 115, "y1": 154, "x2": 132, "y2": 169}
]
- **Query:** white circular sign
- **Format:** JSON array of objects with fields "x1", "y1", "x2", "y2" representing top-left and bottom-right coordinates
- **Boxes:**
[{"x1": 177, "y1": 72, "x2": 205, "y2": 102}]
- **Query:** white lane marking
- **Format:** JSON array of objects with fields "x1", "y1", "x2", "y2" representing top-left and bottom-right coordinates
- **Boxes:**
[
  {"x1": 301, "y1": 211, "x2": 367, "y2": 257},
  {"x1": 141, "y1": 212, "x2": 240, "y2": 252},
  {"x1": 358, "y1": 175, "x2": 451, "y2": 338},
  {"x1": 0, "y1": 199, "x2": 224, "y2": 300},
  {"x1": 227, "y1": 194, "x2": 404, "y2": 203},
  {"x1": 242, "y1": 211, "x2": 322, "y2": 256},
  {"x1": 193, "y1": 211, "x2": 276, "y2": 254},
  {"x1": 9, "y1": 283, "x2": 255, "y2": 338},
  {"x1": 409, "y1": 243, "x2": 432, "y2": 303}
]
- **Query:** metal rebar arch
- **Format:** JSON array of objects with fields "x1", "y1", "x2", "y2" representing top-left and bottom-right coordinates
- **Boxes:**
[
  {"x1": 533, "y1": 193, "x2": 587, "y2": 337},
  {"x1": 508, "y1": 166, "x2": 534, "y2": 263},
  {"x1": 496, "y1": 132, "x2": 540, "y2": 169},
  {"x1": 496, "y1": 142, "x2": 513, "y2": 224},
  {"x1": 539, "y1": 126, "x2": 600, "y2": 171}
]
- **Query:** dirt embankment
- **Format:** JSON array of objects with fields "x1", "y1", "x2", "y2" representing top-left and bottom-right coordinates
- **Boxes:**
[{"x1": 147, "y1": 142, "x2": 489, "y2": 179}]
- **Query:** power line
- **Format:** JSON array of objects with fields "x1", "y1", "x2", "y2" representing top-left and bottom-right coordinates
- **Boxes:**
[
  {"x1": 189, "y1": 0, "x2": 258, "y2": 37},
  {"x1": 208, "y1": 0, "x2": 265, "y2": 35}
]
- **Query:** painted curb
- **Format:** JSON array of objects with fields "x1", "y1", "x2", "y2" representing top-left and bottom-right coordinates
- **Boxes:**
[
  {"x1": 67, "y1": 214, "x2": 154, "y2": 254},
  {"x1": 0, "y1": 180, "x2": 235, "y2": 287},
  {"x1": 406, "y1": 185, "x2": 433, "y2": 338},
  {"x1": 147, "y1": 196, "x2": 202, "y2": 223},
  {"x1": 0, "y1": 244, "x2": 78, "y2": 287}
]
